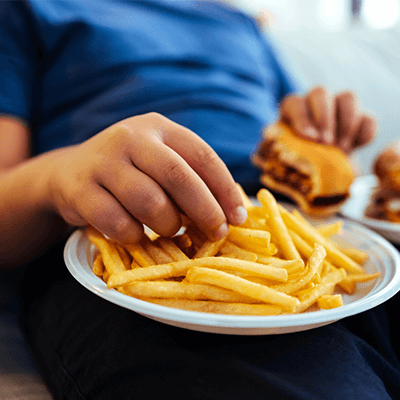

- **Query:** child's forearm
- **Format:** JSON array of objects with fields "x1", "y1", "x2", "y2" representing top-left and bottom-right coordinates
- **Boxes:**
[{"x1": 0, "y1": 151, "x2": 70, "y2": 268}]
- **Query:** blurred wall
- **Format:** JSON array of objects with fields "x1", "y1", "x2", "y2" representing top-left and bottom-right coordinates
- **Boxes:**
[{"x1": 225, "y1": 0, "x2": 400, "y2": 175}]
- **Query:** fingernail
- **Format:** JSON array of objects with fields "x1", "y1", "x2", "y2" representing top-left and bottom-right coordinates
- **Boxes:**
[
  {"x1": 233, "y1": 206, "x2": 248, "y2": 225},
  {"x1": 304, "y1": 127, "x2": 319, "y2": 141},
  {"x1": 323, "y1": 129, "x2": 334, "y2": 145},
  {"x1": 215, "y1": 222, "x2": 229, "y2": 240}
]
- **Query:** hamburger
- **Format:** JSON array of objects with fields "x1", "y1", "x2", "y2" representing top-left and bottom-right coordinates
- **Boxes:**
[
  {"x1": 252, "y1": 122, "x2": 355, "y2": 216},
  {"x1": 365, "y1": 139, "x2": 400, "y2": 223}
]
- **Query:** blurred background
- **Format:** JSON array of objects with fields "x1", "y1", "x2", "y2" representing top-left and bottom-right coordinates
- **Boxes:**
[
  {"x1": 226, "y1": 0, "x2": 400, "y2": 176},
  {"x1": 229, "y1": 0, "x2": 400, "y2": 32}
]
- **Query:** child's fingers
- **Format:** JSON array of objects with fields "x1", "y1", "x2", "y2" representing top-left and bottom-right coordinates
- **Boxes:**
[
  {"x1": 125, "y1": 113, "x2": 247, "y2": 233},
  {"x1": 163, "y1": 125, "x2": 248, "y2": 228},
  {"x1": 131, "y1": 137, "x2": 229, "y2": 241},
  {"x1": 279, "y1": 94, "x2": 320, "y2": 143},
  {"x1": 76, "y1": 184, "x2": 145, "y2": 244},
  {"x1": 99, "y1": 162, "x2": 182, "y2": 238},
  {"x1": 306, "y1": 86, "x2": 336, "y2": 145}
]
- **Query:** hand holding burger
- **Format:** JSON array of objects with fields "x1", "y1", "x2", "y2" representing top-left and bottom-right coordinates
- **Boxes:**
[
  {"x1": 253, "y1": 86, "x2": 376, "y2": 216},
  {"x1": 279, "y1": 86, "x2": 376, "y2": 153}
]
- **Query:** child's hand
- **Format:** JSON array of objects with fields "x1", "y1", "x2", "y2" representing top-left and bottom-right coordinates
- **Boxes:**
[{"x1": 48, "y1": 113, "x2": 247, "y2": 244}]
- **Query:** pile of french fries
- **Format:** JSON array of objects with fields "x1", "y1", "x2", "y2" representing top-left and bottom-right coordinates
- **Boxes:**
[{"x1": 86, "y1": 187, "x2": 381, "y2": 316}]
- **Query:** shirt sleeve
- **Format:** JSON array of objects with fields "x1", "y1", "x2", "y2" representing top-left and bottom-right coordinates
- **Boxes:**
[{"x1": 0, "y1": 1, "x2": 38, "y2": 124}]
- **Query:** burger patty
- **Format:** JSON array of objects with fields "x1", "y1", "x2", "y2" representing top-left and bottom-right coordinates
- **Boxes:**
[
  {"x1": 311, "y1": 194, "x2": 348, "y2": 207},
  {"x1": 263, "y1": 158, "x2": 312, "y2": 196},
  {"x1": 256, "y1": 141, "x2": 347, "y2": 207}
]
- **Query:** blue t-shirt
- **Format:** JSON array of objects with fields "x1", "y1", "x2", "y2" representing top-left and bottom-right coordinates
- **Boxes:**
[{"x1": 0, "y1": 0, "x2": 298, "y2": 189}]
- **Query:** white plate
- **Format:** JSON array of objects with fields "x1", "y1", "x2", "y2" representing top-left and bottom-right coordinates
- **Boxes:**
[
  {"x1": 341, "y1": 175, "x2": 400, "y2": 244},
  {"x1": 64, "y1": 218, "x2": 400, "y2": 335}
]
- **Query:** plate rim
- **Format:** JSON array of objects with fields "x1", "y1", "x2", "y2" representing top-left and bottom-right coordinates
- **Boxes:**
[{"x1": 63, "y1": 218, "x2": 400, "y2": 331}]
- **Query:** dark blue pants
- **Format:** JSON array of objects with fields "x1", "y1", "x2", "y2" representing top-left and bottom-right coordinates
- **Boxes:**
[{"x1": 11, "y1": 241, "x2": 400, "y2": 399}]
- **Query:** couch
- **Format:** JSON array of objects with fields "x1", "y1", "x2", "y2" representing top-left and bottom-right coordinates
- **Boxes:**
[{"x1": 1, "y1": 25, "x2": 400, "y2": 399}]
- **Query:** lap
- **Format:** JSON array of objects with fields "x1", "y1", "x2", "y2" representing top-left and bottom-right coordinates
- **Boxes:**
[{"x1": 15, "y1": 241, "x2": 400, "y2": 400}]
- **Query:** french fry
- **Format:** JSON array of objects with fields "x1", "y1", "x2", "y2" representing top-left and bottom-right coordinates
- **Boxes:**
[
  {"x1": 115, "y1": 243, "x2": 133, "y2": 270},
  {"x1": 144, "y1": 228, "x2": 159, "y2": 241},
  {"x1": 257, "y1": 189, "x2": 301, "y2": 260},
  {"x1": 143, "y1": 298, "x2": 283, "y2": 316},
  {"x1": 174, "y1": 232, "x2": 193, "y2": 257},
  {"x1": 108, "y1": 256, "x2": 288, "y2": 288},
  {"x1": 124, "y1": 281, "x2": 258, "y2": 303},
  {"x1": 293, "y1": 283, "x2": 315, "y2": 299},
  {"x1": 185, "y1": 225, "x2": 207, "y2": 249},
  {"x1": 227, "y1": 226, "x2": 271, "y2": 248},
  {"x1": 247, "y1": 206, "x2": 268, "y2": 220},
  {"x1": 86, "y1": 226, "x2": 127, "y2": 274},
  {"x1": 234, "y1": 240, "x2": 277, "y2": 257},
  {"x1": 124, "y1": 242, "x2": 156, "y2": 268},
  {"x1": 235, "y1": 275, "x2": 285, "y2": 287},
  {"x1": 239, "y1": 215, "x2": 266, "y2": 230},
  {"x1": 291, "y1": 211, "x2": 368, "y2": 267},
  {"x1": 185, "y1": 267, "x2": 300, "y2": 311},
  {"x1": 141, "y1": 235, "x2": 175, "y2": 264},
  {"x1": 193, "y1": 237, "x2": 226, "y2": 258},
  {"x1": 197, "y1": 256, "x2": 289, "y2": 281},
  {"x1": 337, "y1": 279, "x2": 357, "y2": 294},
  {"x1": 255, "y1": 256, "x2": 305, "y2": 271},
  {"x1": 174, "y1": 232, "x2": 192, "y2": 248},
  {"x1": 338, "y1": 247, "x2": 369, "y2": 265},
  {"x1": 107, "y1": 260, "x2": 192, "y2": 288},
  {"x1": 271, "y1": 244, "x2": 326, "y2": 295},
  {"x1": 283, "y1": 263, "x2": 306, "y2": 276},
  {"x1": 341, "y1": 272, "x2": 381, "y2": 284},
  {"x1": 92, "y1": 253, "x2": 105, "y2": 276},
  {"x1": 218, "y1": 241, "x2": 258, "y2": 262},
  {"x1": 103, "y1": 270, "x2": 111, "y2": 283},
  {"x1": 295, "y1": 268, "x2": 346, "y2": 313},
  {"x1": 226, "y1": 227, "x2": 276, "y2": 256},
  {"x1": 279, "y1": 205, "x2": 364, "y2": 274},
  {"x1": 321, "y1": 266, "x2": 347, "y2": 284},
  {"x1": 287, "y1": 271, "x2": 305, "y2": 282},
  {"x1": 155, "y1": 237, "x2": 189, "y2": 261},
  {"x1": 200, "y1": 256, "x2": 288, "y2": 281},
  {"x1": 289, "y1": 229, "x2": 338, "y2": 277},
  {"x1": 254, "y1": 255, "x2": 286, "y2": 265},
  {"x1": 292, "y1": 210, "x2": 343, "y2": 239},
  {"x1": 316, "y1": 221, "x2": 343, "y2": 238},
  {"x1": 287, "y1": 229, "x2": 314, "y2": 260},
  {"x1": 317, "y1": 294, "x2": 343, "y2": 309},
  {"x1": 130, "y1": 258, "x2": 141, "y2": 269}
]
